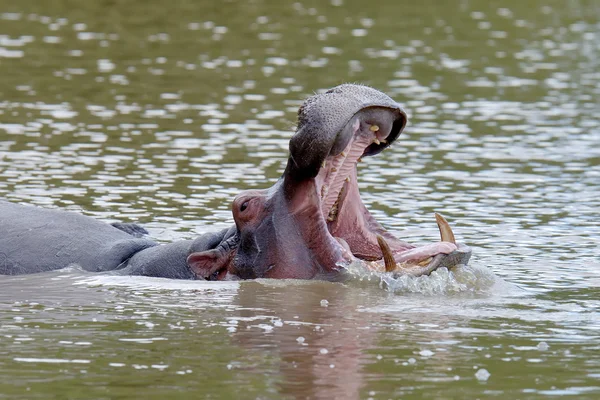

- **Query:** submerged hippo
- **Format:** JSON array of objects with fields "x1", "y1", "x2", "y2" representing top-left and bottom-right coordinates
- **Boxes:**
[{"x1": 0, "y1": 84, "x2": 471, "y2": 280}]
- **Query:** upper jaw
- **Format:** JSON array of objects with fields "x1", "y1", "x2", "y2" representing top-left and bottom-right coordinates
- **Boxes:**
[{"x1": 286, "y1": 84, "x2": 407, "y2": 182}]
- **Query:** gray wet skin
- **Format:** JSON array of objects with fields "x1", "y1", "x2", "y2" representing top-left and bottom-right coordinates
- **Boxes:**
[{"x1": 0, "y1": 84, "x2": 471, "y2": 280}]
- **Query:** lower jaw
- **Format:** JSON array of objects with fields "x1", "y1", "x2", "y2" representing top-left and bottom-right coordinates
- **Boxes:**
[
  {"x1": 362, "y1": 243, "x2": 472, "y2": 276},
  {"x1": 426, "y1": 243, "x2": 472, "y2": 272},
  {"x1": 295, "y1": 177, "x2": 471, "y2": 278}
]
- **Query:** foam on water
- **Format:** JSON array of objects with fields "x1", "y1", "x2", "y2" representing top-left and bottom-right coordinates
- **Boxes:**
[
  {"x1": 74, "y1": 272, "x2": 240, "y2": 292},
  {"x1": 67, "y1": 262, "x2": 496, "y2": 297},
  {"x1": 344, "y1": 261, "x2": 497, "y2": 295}
]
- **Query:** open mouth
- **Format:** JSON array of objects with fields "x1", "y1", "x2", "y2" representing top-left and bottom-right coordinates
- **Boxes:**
[
  {"x1": 311, "y1": 108, "x2": 471, "y2": 276},
  {"x1": 191, "y1": 84, "x2": 472, "y2": 282}
]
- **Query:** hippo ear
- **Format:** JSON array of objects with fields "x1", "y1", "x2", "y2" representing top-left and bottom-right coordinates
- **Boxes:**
[{"x1": 187, "y1": 249, "x2": 231, "y2": 279}]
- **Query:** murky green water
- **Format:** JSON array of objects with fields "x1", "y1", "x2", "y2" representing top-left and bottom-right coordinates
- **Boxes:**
[{"x1": 1, "y1": 0, "x2": 599, "y2": 398}]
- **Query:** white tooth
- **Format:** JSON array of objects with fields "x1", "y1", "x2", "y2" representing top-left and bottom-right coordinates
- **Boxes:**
[
  {"x1": 370, "y1": 125, "x2": 380, "y2": 132},
  {"x1": 322, "y1": 160, "x2": 326, "y2": 168},
  {"x1": 435, "y1": 213, "x2": 456, "y2": 244},
  {"x1": 373, "y1": 138, "x2": 380, "y2": 145},
  {"x1": 321, "y1": 185, "x2": 327, "y2": 199},
  {"x1": 376, "y1": 235, "x2": 397, "y2": 272},
  {"x1": 340, "y1": 151, "x2": 346, "y2": 157},
  {"x1": 345, "y1": 176, "x2": 350, "y2": 182}
]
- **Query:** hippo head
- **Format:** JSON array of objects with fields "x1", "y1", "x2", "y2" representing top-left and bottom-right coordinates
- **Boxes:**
[{"x1": 188, "y1": 84, "x2": 471, "y2": 280}]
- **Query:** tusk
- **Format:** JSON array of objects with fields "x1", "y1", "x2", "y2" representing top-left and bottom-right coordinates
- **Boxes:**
[
  {"x1": 376, "y1": 234, "x2": 397, "y2": 272},
  {"x1": 435, "y1": 213, "x2": 456, "y2": 244}
]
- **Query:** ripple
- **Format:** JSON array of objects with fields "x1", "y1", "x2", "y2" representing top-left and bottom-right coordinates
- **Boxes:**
[{"x1": 0, "y1": 1, "x2": 599, "y2": 397}]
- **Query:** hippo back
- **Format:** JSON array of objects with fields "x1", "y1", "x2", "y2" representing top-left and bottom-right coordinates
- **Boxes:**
[{"x1": 0, "y1": 201, "x2": 157, "y2": 275}]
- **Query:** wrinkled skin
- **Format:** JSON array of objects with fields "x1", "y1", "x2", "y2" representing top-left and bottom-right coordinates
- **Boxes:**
[{"x1": 188, "y1": 84, "x2": 471, "y2": 280}]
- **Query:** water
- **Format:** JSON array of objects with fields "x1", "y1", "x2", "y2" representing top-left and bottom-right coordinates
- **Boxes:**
[{"x1": 1, "y1": 0, "x2": 599, "y2": 398}]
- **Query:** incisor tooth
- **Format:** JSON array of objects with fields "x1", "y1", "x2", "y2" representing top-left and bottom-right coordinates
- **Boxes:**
[
  {"x1": 340, "y1": 151, "x2": 346, "y2": 157},
  {"x1": 370, "y1": 125, "x2": 380, "y2": 132},
  {"x1": 376, "y1": 234, "x2": 397, "y2": 272},
  {"x1": 435, "y1": 213, "x2": 456, "y2": 244},
  {"x1": 373, "y1": 138, "x2": 380, "y2": 145}
]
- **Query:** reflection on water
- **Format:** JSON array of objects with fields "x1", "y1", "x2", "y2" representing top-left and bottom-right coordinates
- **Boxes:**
[
  {"x1": 1, "y1": 0, "x2": 599, "y2": 398},
  {"x1": 1, "y1": 271, "x2": 597, "y2": 399}
]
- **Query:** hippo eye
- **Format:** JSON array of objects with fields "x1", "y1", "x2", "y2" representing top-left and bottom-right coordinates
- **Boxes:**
[{"x1": 240, "y1": 200, "x2": 249, "y2": 212}]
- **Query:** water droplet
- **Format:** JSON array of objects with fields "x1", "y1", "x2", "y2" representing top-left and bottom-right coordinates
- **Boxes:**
[
  {"x1": 537, "y1": 341, "x2": 549, "y2": 351},
  {"x1": 475, "y1": 368, "x2": 491, "y2": 381},
  {"x1": 419, "y1": 349, "x2": 434, "y2": 357}
]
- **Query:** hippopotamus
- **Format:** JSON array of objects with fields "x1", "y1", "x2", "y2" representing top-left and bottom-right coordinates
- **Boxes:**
[{"x1": 0, "y1": 84, "x2": 471, "y2": 280}]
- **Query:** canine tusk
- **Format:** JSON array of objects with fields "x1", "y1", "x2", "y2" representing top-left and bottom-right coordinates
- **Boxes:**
[
  {"x1": 435, "y1": 213, "x2": 456, "y2": 244},
  {"x1": 376, "y1": 234, "x2": 397, "y2": 272}
]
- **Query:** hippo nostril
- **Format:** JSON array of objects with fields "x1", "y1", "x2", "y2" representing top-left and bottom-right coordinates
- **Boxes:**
[{"x1": 240, "y1": 201, "x2": 249, "y2": 212}]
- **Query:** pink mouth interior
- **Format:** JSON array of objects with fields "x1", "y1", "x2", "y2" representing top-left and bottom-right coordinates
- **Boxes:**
[{"x1": 314, "y1": 118, "x2": 457, "y2": 270}]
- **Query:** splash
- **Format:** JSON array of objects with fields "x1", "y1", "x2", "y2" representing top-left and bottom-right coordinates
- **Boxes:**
[{"x1": 344, "y1": 261, "x2": 496, "y2": 295}]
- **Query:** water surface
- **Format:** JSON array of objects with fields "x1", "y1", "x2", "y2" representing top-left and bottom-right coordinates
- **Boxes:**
[{"x1": 1, "y1": 0, "x2": 599, "y2": 398}]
